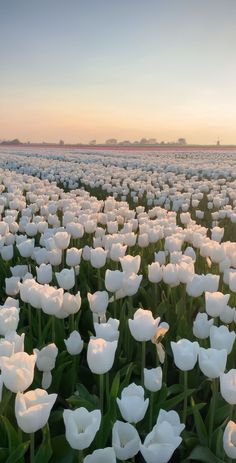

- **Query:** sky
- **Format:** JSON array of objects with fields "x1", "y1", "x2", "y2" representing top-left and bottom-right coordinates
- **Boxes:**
[{"x1": 1, "y1": 0, "x2": 236, "y2": 144}]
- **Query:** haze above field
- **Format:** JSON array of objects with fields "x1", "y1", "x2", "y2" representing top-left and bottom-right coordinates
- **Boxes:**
[{"x1": 1, "y1": 0, "x2": 236, "y2": 145}]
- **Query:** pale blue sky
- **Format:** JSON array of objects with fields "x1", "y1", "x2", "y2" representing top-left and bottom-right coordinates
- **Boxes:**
[{"x1": 1, "y1": 0, "x2": 236, "y2": 143}]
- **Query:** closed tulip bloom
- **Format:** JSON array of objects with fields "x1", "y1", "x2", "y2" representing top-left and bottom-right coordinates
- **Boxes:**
[
  {"x1": 90, "y1": 247, "x2": 108, "y2": 269},
  {"x1": 10, "y1": 265, "x2": 29, "y2": 278},
  {"x1": 156, "y1": 409, "x2": 185, "y2": 435},
  {"x1": 155, "y1": 251, "x2": 166, "y2": 265},
  {"x1": 15, "y1": 389, "x2": 57, "y2": 433},
  {"x1": 5, "y1": 277, "x2": 20, "y2": 296},
  {"x1": 148, "y1": 262, "x2": 163, "y2": 283},
  {"x1": 87, "y1": 291, "x2": 109, "y2": 315},
  {"x1": 17, "y1": 239, "x2": 34, "y2": 258},
  {"x1": 129, "y1": 308, "x2": 160, "y2": 342},
  {"x1": 0, "y1": 306, "x2": 19, "y2": 336},
  {"x1": 66, "y1": 222, "x2": 84, "y2": 239},
  {"x1": 87, "y1": 338, "x2": 117, "y2": 374},
  {"x1": 84, "y1": 447, "x2": 116, "y2": 463},
  {"x1": 105, "y1": 269, "x2": 123, "y2": 292},
  {"x1": 54, "y1": 231, "x2": 71, "y2": 250},
  {"x1": 220, "y1": 370, "x2": 236, "y2": 404},
  {"x1": 66, "y1": 248, "x2": 82, "y2": 267},
  {"x1": 1, "y1": 352, "x2": 36, "y2": 393},
  {"x1": 110, "y1": 243, "x2": 127, "y2": 262},
  {"x1": 64, "y1": 330, "x2": 84, "y2": 355},
  {"x1": 117, "y1": 383, "x2": 149, "y2": 424},
  {"x1": 56, "y1": 268, "x2": 75, "y2": 290},
  {"x1": 203, "y1": 274, "x2": 219, "y2": 292},
  {"x1": 34, "y1": 343, "x2": 58, "y2": 372},
  {"x1": 162, "y1": 264, "x2": 180, "y2": 287},
  {"x1": 63, "y1": 407, "x2": 101, "y2": 450},
  {"x1": 112, "y1": 420, "x2": 140, "y2": 460},
  {"x1": 140, "y1": 421, "x2": 182, "y2": 463},
  {"x1": 27, "y1": 283, "x2": 44, "y2": 309},
  {"x1": 48, "y1": 248, "x2": 62, "y2": 266},
  {"x1": 62, "y1": 292, "x2": 81, "y2": 315},
  {"x1": 193, "y1": 313, "x2": 214, "y2": 339},
  {"x1": 5, "y1": 331, "x2": 25, "y2": 353},
  {"x1": 41, "y1": 287, "x2": 64, "y2": 316},
  {"x1": 122, "y1": 272, "x2": 143, "y2": 296},
  {"x1": 36, "y1": 264, "x2": 52, "y2": 284},
  {"x1": 1, "y1": 244, "x2": 13, "y2": 261},
  {"x1": 144, "y1": 366, "x2": 163, "y2": 392},
  {"x1": 94, "y1": 318, "x2": 120, "y2": 342},
  {"x1": 198, "y1": 347, "x2": 227, "y2": 379},
  {"x1": 205, "y1": 292, "x2": 230, "y2": 318},
  {"x1": 210, "y1": 325, "x2": 235, "y2": 354},
  {"x1": 119, "y1": 255, "x2": 141, "y2": 274},
  {"x1": 186, "y1": 274, "x2": 205, "y2": 297},
  {"x1": 171, "y1": 339, "x2": 199, "y2": 371},
  {"x1": 223, "y1": 421, "x2": 236, "y2": 459},
  {"x1": 220, "y1": 305, "x2": 235, "y2": 324}
]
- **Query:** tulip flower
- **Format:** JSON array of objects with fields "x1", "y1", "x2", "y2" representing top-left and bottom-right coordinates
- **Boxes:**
[
  {"x1": 144, "y1": 366, "x2": 163, "y2": 392},
  {"x1": 36, "y1": 263, "x2": 52, "y2": 284},
  {"x1": 112, "y1": 420, "x2": 140, "y2": 460},
  {"x1": 55, "y1": 268, "x2": 75, "y2": 290},
  {"x1": 105, "y1": 269, "x2": 123, "y2": 292},
  {"x1": 63, "y1": 407, "x2": 101, "y2": 450},
  {"x1": 117, "y1": 383, "x2": 149, "y2": 424},
  {"x1": 205, "y1": 292, "x2": 230, "y2": 318},
  {"x1": 148, "y1": 262, "x2": 163, "y2": 283},
  {"x1": 66, "y1": 247, "x2": 82, "y2": 267},
  {"x1": 87, "y1": 338, "x2": 117, "y2": 374},
  {"x1": 223, "y1": 420, "x2": 236, "y2": 459},
  {"x1": 119, "y1": 254, "x2": 141, "y2": 274},
  {"x1": 84, "y1": 447, "x2": 116, "y2": 463},
  {"x1": 0, "y1": 306, "x2": 19, "y2": 335},
  {"x1": 94, "y1": 318, "x2": 120, "y2": 342},
  {"x1": 54, "y1": 231, "x2": 70, "y2": 250},
  {"x1": 1, "y1": 352, "x2": 36, "y2": 393},
  {"x1": 210, "y1": 325, "x2": 236, "y2": 354},
  {"x1": 193, "y1": 312, "x2": 214, "y2": 339},
  {"x1": 64, "y1": 330, "x2": 84, "y2": 355},
  {"x1": 129, "y1": 308, "x2": 160, "y2": 342},
  {"x1": 220, "y1": 370, "x2": 236, "y2": 404},
  {"x1": 171, "y1": 339, "x2": 199, "y2": 371},
  {"x1": 87, "y1": 291, "x2": 109, "y2": 316},
  {"x1": 15, "y1": 388, "x2": 57, "y2": 433},
  {"x1": 62, "y1": 292, "x2": 81, "y2": 315},
  {"x1": 140, "y1": 421, "x2": 182, "y2": 463},
  {"x1": 198, "y1": 347, "x2": 227, "y2": 379}
]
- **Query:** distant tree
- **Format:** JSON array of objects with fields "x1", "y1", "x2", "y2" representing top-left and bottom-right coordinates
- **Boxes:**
[
  {"x1": 59, "y1": 140, "x2": 64, "y2": 145},
  {"x1": 147, "y1": 138, "x2": 157, "y2": 145},
  {"x1": 105, "y1": 138, "x2": 117, "y2": 145},
  {"x1": 140, "y1": 138, "x2": 148, "y2": 145},
  {"x1": 89, "y1": 140, "x2": 96, "y2": 145}
]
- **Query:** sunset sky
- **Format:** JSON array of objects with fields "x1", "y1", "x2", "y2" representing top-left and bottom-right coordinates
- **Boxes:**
[{"x1": 1, "y1": 0, "x2": 236, "y2": 144}]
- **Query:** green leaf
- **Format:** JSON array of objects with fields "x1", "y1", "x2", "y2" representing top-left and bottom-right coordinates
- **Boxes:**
[
  {"x1": 1, "y1": 416, "x2": 20, "y2": 453},
  {"x1": 191, "y1": 397, "x2": 208, "y2": 446},
  {"x1": 0, "y1": 448, "x2": 9, "y2": 463},
  {"x1": 35, "y1": 425, "x2": 52, "y2": 463},
  {"x1": 110, "y1": 371, "x2": 120, "y2": 398},
  {"x1": 50, "y1": 435, "x2": 74, "y2": 463},
  {"x1": 5, "y1": 441, "x2": 30, "y2": 463},
  {"x1": 187, "y1": 445, "x2": 225, "y2": 462},
  {"x1": 162, "y1": 388, "x2": 195, "y2": 410}
]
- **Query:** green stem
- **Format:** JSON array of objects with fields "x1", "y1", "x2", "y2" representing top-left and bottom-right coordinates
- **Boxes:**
[
  {"x1": 141, "y1": 341, "x2": 146, "y2": 386},
  {"x1": 38, "y1": 309, "x2": 42, "y2": 346},
  {"x1": 183, "y1": 370, "x2": 188, "y2": 425},
  {"x1": 209, "y1": 378, "x2": 218, "y2": 448},
  {"x1": 30, "y1": 433, "x2": 35, "y2": 463},
  {"x1": 149, "y1": 391, "x2": 154, "y2": 430},
  {"x1": 99, "y1": 374, "x2": 104, "y2": 414},
  {"x1": 78, "y1": 449, "x2": 83, "y2": 462},
  {"x1": 28, "y1": 303, "x2": 33, "y2": 343},
  {"x1": 52, "y1": 315, "x2": 56, "y2": 343},
  {"x1": 106, "y1": 372, "x2": 110, "y2": 410}
]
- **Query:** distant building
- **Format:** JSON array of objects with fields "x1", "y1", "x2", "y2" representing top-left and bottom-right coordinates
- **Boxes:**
[{"x1": 178, "y1": 138, "x2": 187, "y2": 145}]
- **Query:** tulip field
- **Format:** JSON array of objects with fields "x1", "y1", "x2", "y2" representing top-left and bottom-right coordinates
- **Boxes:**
[{"x1": 1, "y1": 146, "x2": 236, "y2": 463}]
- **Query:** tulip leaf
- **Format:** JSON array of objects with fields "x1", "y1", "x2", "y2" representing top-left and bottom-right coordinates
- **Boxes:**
[
  {"x1": 190, "y1": 398, "x2": 207, "y2": 445},
  {"x1": 162, "y1": 388, "x2": 195, "y2": 410},
  {"x1": 50, "y1": 435, "x2": 74, "y2": 463},
  {"x1": 35, "y1": 425, "x2": 52, "y2": 463},
  {"x1": 110, "y1": 371, "x2": 120, "y2": 398},
  {"x1": 0, "y1": 448, "x2": 9, "y2": 463},
  {"x1": 187, "y1": 445, "x2": 225, "y2": 462},
  {"x1": 5, "y1": 441, "x2": 30, "y2": 463},
  {"x1": 1, "y1": 417, "x2": 20, "y2": 454}
]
